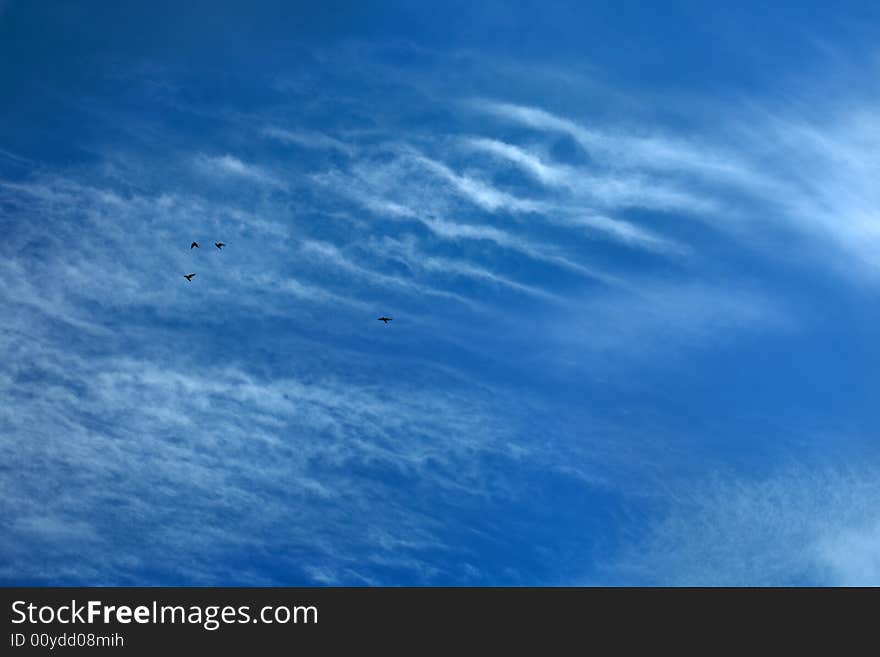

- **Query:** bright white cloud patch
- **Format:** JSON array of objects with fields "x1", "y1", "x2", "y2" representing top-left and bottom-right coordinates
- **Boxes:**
[
  {"x1": 610, "y1": 466, "x2": 880, "y2": 586},
  {"x1": 818, "y1": 521, "x2": 880, "y2": 585}
]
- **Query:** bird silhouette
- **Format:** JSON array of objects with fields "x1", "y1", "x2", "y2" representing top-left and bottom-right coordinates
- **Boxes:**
[
  {"x1": 215, "y1": 242, "x2": 225, "y2": 250},
  {"x1": 377, "y1": 317, "x2": 392, "y2": 323},
  {"x1": 190, "y1": 242, "x2": 199, "y2": 249},
  {"x1": 183, "y1": 273, "x2": 196, "y2": 281}
]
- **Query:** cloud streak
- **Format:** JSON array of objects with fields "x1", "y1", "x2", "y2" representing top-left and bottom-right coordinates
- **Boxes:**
[
  {"x1": 262, "y1": 126, "x2": 356, "y2": 156},
  {"x1": 473, "y1": 100, "x2": 754, "y2": 184},
  {"x1": 195, "y1": 153, "x2": 286, "y2": 188}
]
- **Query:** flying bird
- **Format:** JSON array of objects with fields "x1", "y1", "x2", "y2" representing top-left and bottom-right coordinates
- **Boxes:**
[
  {"x1": 183, "y1": 273, "x2": 196, "y2": 281},
  {"x1": 377, "y1": 317, "x2": 392, "y2": 323},
  {"x1": 190, "y1": 241, "x2": 199, "y2": 249},
  {"x1": 214, "y1": 242, "x2": 225, "y2": 250}
]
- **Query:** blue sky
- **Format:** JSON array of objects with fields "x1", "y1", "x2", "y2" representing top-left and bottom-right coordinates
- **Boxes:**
[{"x1": 2, "y1": 0, "x2": 880, "y2": 585}]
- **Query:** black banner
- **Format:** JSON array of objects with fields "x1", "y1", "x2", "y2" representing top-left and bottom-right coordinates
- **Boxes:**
[{"x1": 1, "y1": 587, "x2": 874, "y2": 652}]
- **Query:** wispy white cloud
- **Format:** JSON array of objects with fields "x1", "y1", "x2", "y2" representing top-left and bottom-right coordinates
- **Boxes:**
[
  {"x1": 314, "y1": 135, "x2": 690, "y2": 258},
  {"x1": 0, "y1": 147, "x2": 31, "y2": 166},
  {"x1": 817, "y1": 521, "x2": 880, "y2": 585},
  {"x1": 194, "y1": 153, "x2": 286, "y2": 188},
  {"x1": 0, "y1": 174, "x2": 364, "y2": 322},
  {"x1": 0, "y1": 333, "x2": 526, "y2": 584},
  {"x1": 309, "y1": 170, "x2": 623, "y2": 284},
  {"x1": 238, "y1": 271, "x2": 373, "y2": 311},
  {"x1": 472, "y1": 96, "x2": 880, "y2": 281},
  {"x1": 608, "y1": 465, "x2": 880, "y2": 585},
  {"x1": 462, "y1": 137, "x2": 572, "y2": 186},
  {"x1": 566, "y1": 214, "x2": 685, "y2": 253},
  {"x1": 735, "y1": 108, "x2": 880, "y2": 276},
  {"x1": 308, "y1": 165, "x2": 675, "y2": 317},
  {"x1": 374, "y1": 235, "x2": 562, "y2": 301},
  {"x1": 418, "y1": 217, "x2": 623, "y2": 282},
  {"x1": 299, "y1": 239, "x2": 479, "y2": 309},
  {"x1": 473, "y1": 100, "x2": 756, "y2": 185},
  {"x1": 409, "y1": 152, "x2": 545, "y2": 214},
  {"x1": 262, "y1": 126, "x2": 355, "y2": 156},
  {"x1": 462, "y1": 137, "x2": 693, "y2": 249},
  {"x1": 462, "y1": 133, "x2": 718, "y2": 217}
]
